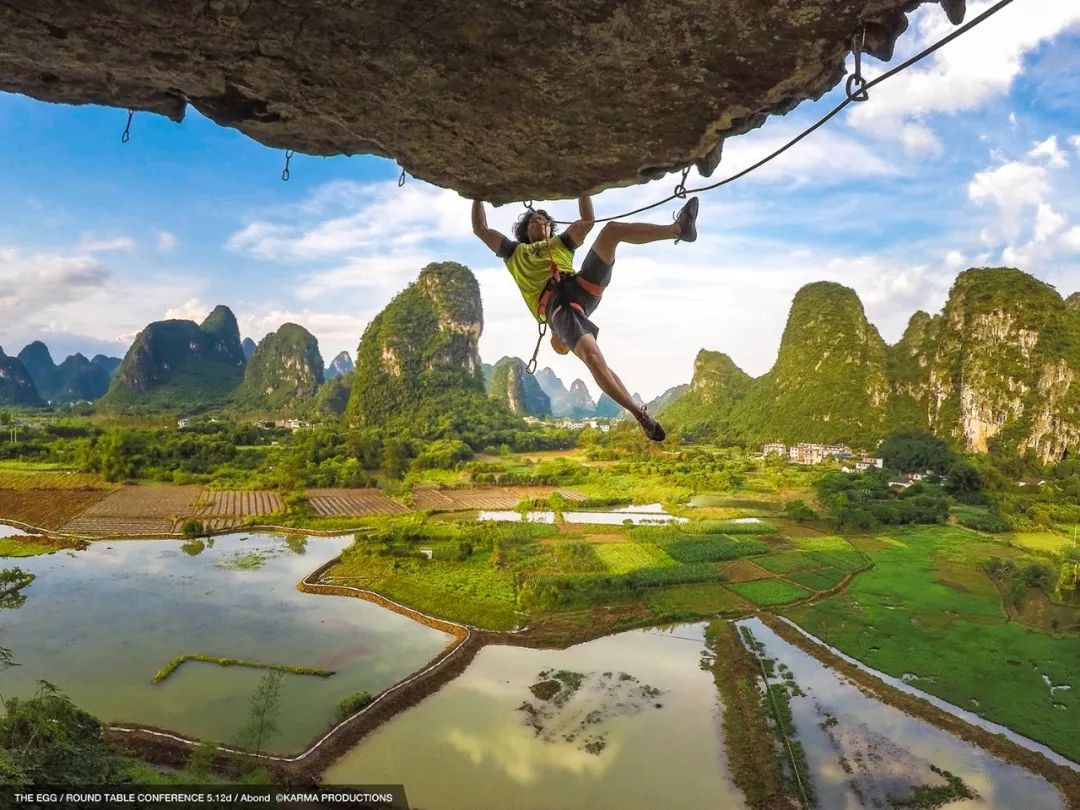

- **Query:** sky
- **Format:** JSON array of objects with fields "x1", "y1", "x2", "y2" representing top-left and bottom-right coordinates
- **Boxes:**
[{"x1": 0, "y1": 1, "x2": 1078, "y2": 403}]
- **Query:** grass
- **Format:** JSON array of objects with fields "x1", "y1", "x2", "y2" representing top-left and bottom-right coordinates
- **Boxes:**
[
  {"x1": 787, "y1": 567, "x2": 846, "y2": 591},
  {"x1": 665, "y1": 534, "x2": 769, "y2": 563},
  {"x1": 754, "y1": 551, "x2": 819, "y2": 574},
  {"x1": 1003, "y1": 531, "x2": 1076, "y2": 556},
  {"x1": 784, "y1": 524, "x2": 1080, "y2": 762},
  {"x1": 334, "y1": 547, "x2": 519, "y2": 630},
  {"x1": 153, "y1": 654, "x2": 334, "y2": 683},
  {"x1": 0, "y1": 537, "x2": 60, "y2": 557},
  {"x1": 728, "y1": 579, "x2": 812, "y2": 607},
  {"x1": 594, "y1": 542, "x2": 674, "y2": 574},
  {"x1": 645, "y1": 582, "x2": 752, "y2": 616}
]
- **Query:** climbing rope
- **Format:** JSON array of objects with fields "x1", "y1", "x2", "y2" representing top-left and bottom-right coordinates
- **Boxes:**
[{"x1": 537, "y1": 0, "x2": 1017, "y2": 224}]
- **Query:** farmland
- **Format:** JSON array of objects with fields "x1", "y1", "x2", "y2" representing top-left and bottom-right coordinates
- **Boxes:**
[
  {"x1": 784, "y1": 524, "x2": 1080, "y2": 763},
  {"x1": 188, "y1": 490, "x2": 285, "y2": 530},
  {"x1": 61, "y1": 485, "x2": 205, "y2": 536},
  {"x1": 408, "y1": 485, "x2": 585, "y2": 511},
  {"x1": 307, "y1": 488, "x2": 407, "y2": 517}
]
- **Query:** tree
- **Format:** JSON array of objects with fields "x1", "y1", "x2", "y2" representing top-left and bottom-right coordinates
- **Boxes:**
[
  {"x1": 235, "y1": 671, "x2": 284, "y2": 758},
  {"x1": 0, "y1": 680, "x2": 128, "y2": 784}
]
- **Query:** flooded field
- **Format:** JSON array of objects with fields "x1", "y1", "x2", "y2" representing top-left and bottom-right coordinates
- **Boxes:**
[
  {"x1": 0, "y1": 531, "x2": 452, "y2": 749},
  {"x1": 478, "y1": 502, "x2": 688, "y2": 526}
]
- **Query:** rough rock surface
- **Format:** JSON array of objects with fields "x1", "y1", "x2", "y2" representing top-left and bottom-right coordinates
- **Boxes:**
[
  {"x1": 0, "y1": 0, "x2": 964, "y2": 202},
  {"x1": 489, "y1": 356, "x2": 551, "y2": 417}
]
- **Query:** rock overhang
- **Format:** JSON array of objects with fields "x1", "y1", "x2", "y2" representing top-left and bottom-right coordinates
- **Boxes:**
[{"x1": 0, "y1": 0, "x2": 965, "y2": 203}]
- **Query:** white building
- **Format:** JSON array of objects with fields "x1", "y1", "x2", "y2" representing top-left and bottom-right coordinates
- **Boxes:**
[
  {"x1": 762, "y1": 442, "x2": 787, "y2": 456},
  {"x1": 789, "y1": 443, "x2": 852, "y2": 465}
]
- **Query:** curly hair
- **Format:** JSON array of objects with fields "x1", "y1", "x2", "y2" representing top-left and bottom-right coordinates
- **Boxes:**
[{"x1": 513, "y1": 209, "x2": 559, "y2": 244}]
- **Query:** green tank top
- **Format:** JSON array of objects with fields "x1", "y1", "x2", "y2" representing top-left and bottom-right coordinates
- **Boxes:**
[{"x1": 501, "y1": 235, "x2": 576, "y2": 320}]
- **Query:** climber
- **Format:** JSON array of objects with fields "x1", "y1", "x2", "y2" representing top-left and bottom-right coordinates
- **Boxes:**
[{"x1": 471, "y1": 193, "x2": 699, "y2": 442}]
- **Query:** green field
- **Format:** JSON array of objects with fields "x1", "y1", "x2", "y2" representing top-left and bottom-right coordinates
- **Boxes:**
[
  {"x1": 787, "y1": 567, "x2": 846, "y2": 591},
  {"x1": 0, "y1": 537, "x2": 58, "y2": 557},
  {"x1": 645, "y1": 582, "x2": 751, "y2": 616},
  {"x1": 728, "y1": 579, "x2": 812, "y2": 606},
  {"x1": 754, "y1": 550, "x2": 818, "y2": 574},
  {"x1": 784, "y1": 524, "x2": 1080, "y2": 762},
  {"x1": 594, "y1": 542, "x2": 674, "y2": 574}
]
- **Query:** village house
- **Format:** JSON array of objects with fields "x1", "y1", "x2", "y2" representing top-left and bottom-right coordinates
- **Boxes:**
[
  {"x1": 762, "y1": 442, "x2": 787, "y2": 457},
  {"x1": 789, "y1": 442, "x2": 852, "y2": 465},
  {"x1": 274, "y1": 418, "x2": 313, "y2": 431}
]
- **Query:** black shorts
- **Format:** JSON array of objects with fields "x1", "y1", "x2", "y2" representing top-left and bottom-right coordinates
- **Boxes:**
[{"x1": 545, "y1": 249, "x2": 613, "y2": 351}]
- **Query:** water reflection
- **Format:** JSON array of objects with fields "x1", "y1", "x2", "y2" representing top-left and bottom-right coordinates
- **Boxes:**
[
  {"x1": 0, "y1": 532, "x2": 452, "y2": 748},
  {"x1": 737, "y1": 618, "x2": 1066, "y2": 809},
  {"x1": 478, "y1": 503, "x2": 687, "y2": 526},
  {"x1": 326, "y1": 623, "x2": 742, "y2": 809}
]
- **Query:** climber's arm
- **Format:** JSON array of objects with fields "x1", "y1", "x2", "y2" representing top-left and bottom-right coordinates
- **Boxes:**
[
  {"x1": 565, "y1": 194, "x2": 595, "y2": 248},
  {"x1": 472, "y1": 200, "x2": 513, "y2": 256}
]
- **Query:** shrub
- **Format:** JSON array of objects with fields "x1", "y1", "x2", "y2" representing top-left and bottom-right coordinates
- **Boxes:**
[
  {"x1": 335, "y1": 690, "x2": 375, "y2": 721},
  {"x1": 180, "y1": 519, "x2": 205, "y2": 539}
]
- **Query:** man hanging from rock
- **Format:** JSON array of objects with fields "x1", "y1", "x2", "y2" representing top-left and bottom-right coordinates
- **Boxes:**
[{"x1": 471, "y1": 193, "x2": 699, "y2": 442}]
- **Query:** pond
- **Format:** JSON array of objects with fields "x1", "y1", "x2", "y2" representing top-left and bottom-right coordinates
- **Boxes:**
[
  {"x1": 0, "y1": 532, "x2": 452, "y2": 750},
  {"x1": 478, "y1": 503, "x2": 688, "y2": 526},
  {"x1": 325, "y1": 623, "x2": 742, "y2": 809},
  {"x1": 737, "y1": 617, "x2": 1067, "y2": 809}
]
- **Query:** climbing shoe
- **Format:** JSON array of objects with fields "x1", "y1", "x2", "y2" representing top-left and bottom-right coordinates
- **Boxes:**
[
  {"x1": 674, "y1": 196, "x2": 699, "y2": 244},
  {"x1": 636, "y1": 406, "x2": 667, "y2": 443}
]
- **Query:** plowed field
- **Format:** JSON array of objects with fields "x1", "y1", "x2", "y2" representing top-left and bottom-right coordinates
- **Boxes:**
[
  {"x1": 0, "y1": 470, "x2": 111, "y2": 490},
  {"x1": 307, "y1": 489, "x2": 407, "y2": 516},
  {"x1": 410, "y1": 486, "x2": 585, "y2": 511},
  {"x1": 61, "y1": 485, "x2": 204, "y2": 536},
  {"x1": 188, "y1": 490, "x2": 285, "y2": 529},
  {"x1": 0, "y1": 488, "x2": 113, "y2": 530}
]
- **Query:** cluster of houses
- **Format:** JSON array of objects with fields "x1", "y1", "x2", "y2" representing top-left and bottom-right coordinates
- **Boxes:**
[
  {"x1": 524, "y1": 416, "x2": 611, "y2": 432},
  {"x1": 762, "y1": 441, "x2": 883, "y2": 471},
  {"x1": 177, "y1": 417, "x2": 312, "y2": 431}
]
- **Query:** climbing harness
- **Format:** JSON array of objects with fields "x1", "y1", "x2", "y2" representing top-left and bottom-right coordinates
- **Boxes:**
[
  {"x1": 281, "y1": 149, "x2": 294, "y2": 182},
  {"x1": 526, "y1": 227, "x2": 576, "y2": 375},
  {"x1": 532, "y1": 0, "x2": 1017, "y2": 225},
  {"x1": 120, "y1": 109, "x2": 134, "y2": 143}
]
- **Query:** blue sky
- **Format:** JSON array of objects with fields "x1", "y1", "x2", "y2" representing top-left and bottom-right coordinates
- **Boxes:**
[{"x1": 0, "y1": 1, "x2": 1078, "y2": 402}]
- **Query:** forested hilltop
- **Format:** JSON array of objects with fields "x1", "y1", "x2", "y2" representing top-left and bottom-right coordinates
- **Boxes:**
[{"x1": 660, "y1": 268, "x2": 1080, "y2": 463}]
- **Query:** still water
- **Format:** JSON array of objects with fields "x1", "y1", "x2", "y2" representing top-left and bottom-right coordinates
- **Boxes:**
[
  {"x1": 737, "y1": 618, "x2": 1066, "y2": 809},
  {"x1": 325, "y1": 623, "x2": 742, "y2": 809},
  {"x1": 478, "y1": 503, "x2": 688, "y2": 526},
  {"x1": 0, "y1": 532, "x2": 452, "y2": 749}
]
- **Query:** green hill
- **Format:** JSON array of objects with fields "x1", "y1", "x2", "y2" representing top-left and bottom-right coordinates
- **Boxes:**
[
  {"x1": 489, "y1": 356, "x2": 551, "y2": 416},
  {"x1": 731, "y1": 282, "x2": 891, "y2": 446},
  {"x1": 659, "y1": 350, "x2": 751, "y2": 442},
  {"x1": 346, "y1": 262, "x2": 523, "y2": 440},
  {"x1": 0, "y1": 346, "x2": 42, "y2": 407},
  {"x1": 893, "y1": 268, "x2": 1080, "y2": 460},
  {"x1": 17, "y1": 342, "x2": 114, "y2": 403},
  {"x1": 99, "y1": 305, "x2": 246, "y2": 411},
  {"x1": 233, "y1": 323, "x2": 324, "y2": 409}
]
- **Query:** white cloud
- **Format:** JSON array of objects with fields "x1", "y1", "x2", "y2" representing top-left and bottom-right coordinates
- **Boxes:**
[
  {"x1": 900, "y1": 122, "x2": 943, "y2": 156},
  {"x1": 156, "y1": 231, "x2": 178, "y2": 252},
  {"x1": 1028, "y1": 136, "x2": 1069, "y2": 168},
  {"x1": 77, "y1": 235, "x2": 136, "y2": 254},
  {"x1": 944, "y1": 250, "x2": 965, "y2": 270},
  {"x1": 968, "y1": 159, "x2": 1050, "y2": 241},
  {"x1": 164, "y1": 299, "x2": 211, "y2": 322},
  {"x1": 1008, "y1": 112, "x2": 1018, "y2": 127},
  {"x1": 848, "y1": 2, "x2": 1080, "y2": 144},
  {"x1": 0, "y1": 243, "x2": 196, "y2": 355},
  {"x1": 1033, "y1": 203, "x2": 1066, "y2": 242},
  {"x1": 1069, "y1": 134, "x2": 1080, "y2": 154},
  {"x1": 227, "y1": 181, "x2": 473, "y2": 262},
  {"x1": 719, "y1": 126, "x2": 897, "y2": 184}
]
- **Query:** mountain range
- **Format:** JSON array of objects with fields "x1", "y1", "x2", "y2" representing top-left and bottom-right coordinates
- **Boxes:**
[
  {"x1": 658, "y1": 268, "x2": 1080, "y2": 463},
  {"x1": 2, "y1": 264, "x2": 1075, "y2": 462}
]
